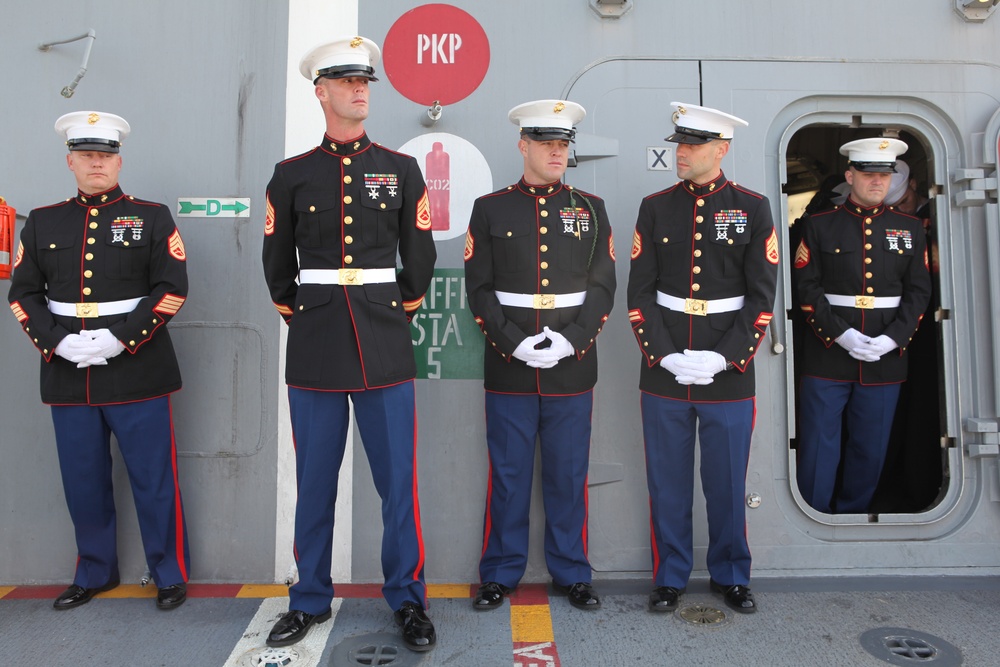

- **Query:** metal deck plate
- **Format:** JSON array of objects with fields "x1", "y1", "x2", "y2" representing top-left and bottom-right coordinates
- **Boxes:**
[{"x1": 860, "y1": 627, "x2": 963, "y2": 666}]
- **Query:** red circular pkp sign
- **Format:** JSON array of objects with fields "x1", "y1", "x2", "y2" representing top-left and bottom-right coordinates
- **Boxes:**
[{"x1": 382, "y1": 4, "x2": 490, "y2": 106}]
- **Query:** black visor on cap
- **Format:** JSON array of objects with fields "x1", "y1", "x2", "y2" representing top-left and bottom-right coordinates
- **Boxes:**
[
  {"x1": 849, "y1": 160, "x2": 897, "y2": 173},
  {"x1": 314, "y1": 64, "x2": 379, "y2": 83},
  {"x1": 665, "y1": 126, "x2": 725, "y2": 145},
  {"x1": 521, "y1": 127, "x2": 576, "y2": 142},
  {"x1": 67, "y1": 138, "x2": 120, "y2": 153}
]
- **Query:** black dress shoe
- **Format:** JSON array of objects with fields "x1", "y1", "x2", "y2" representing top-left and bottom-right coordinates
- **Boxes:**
[
  {"x1": 156, "y1": 583, "x2": 187, "y2": 610},
  {"x1": 266, "y1": 608, "x2": 333, "y2": 647},
  {"x1": 554, "y1": 582, "x2": 601, "y2": 610},
  {"x1": 473, "y1": 582, "x2": 511, "y2": 610},
  {"x1": 52, "y1": 580, "x2": 120, "y2": 610},
  {"x1": 710, "y1": 579, "x2": 757, "y2": 614},
  {"x1": 394, "y1": 601, "x2": 436, "y2": 652},
  {"x1": 648, "y1": 586, "x2": 685, "y2": 612}
]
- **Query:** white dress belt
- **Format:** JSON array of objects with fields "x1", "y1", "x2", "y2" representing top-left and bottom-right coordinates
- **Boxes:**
[
  {"x1": 495, "y1": 290, "x2": 587, "y2": 309},
  {"x1": 299, "y1": 268, "x2": 396, "y2": 285},
  {"x1": 47, "y1": 297, "x2": 144, "y2": 318},
  {"x1": 825, "y1": 294, "x2": 902, "y2": 309},
  {"x1": 656, "y1": 291, "x2": 745, "y2": 315}
]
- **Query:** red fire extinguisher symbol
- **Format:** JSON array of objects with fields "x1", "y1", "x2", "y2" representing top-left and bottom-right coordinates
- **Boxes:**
[
  {"x1": 425, "y1": 142, "x2": 450, "y2": 231},
  {"x1": 0, "y1": 196, "x2": 16, "y2": 280}
]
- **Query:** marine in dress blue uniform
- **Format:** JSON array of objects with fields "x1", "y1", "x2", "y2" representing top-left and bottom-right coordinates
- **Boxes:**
[
  {"x1": 7, "y1": 111, "x2": 190, "y2": 611},
  {"x1": 464, "y1": 100, "x2": 616, "y2": 612},
  {"x1": 260, "y1": 36, "x2": 437, "y2": 652},
  {"x1": 794, "y1": 139, "x2": 931, "y2": 514},
  {"x1": 627, "y1": 102, "x2": 778, "y2": 614}
]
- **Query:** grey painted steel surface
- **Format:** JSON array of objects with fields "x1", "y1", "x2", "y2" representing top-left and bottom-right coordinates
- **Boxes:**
[
  {"x1": 2, "y1": 579, "x2": 1000, "y2": 666},
  {"x1": 356, "y1": 0, "x2": 1000, "y2": 586},
  {"x1": 1, "y1": 0, "x2": 999, "y2": 589},
  {"x1": 0, "y1": 2, "x2": 288, "y2": 583}
]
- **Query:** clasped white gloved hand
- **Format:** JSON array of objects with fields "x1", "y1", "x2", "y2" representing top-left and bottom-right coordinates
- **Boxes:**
[
  {"x1": 835, "y1": 328, "x2": 877, "y2": 361},
  {"x1": 513, "y1": 332, "x2": 548, "y2": 362},
  {"x1": 54, "y1": 333, "x2": 102, "y2": 365},
  {"x1": 513, "y1": 328, "x2": 576, "y2": 369},
  {"x1": 660, "y1": 351, "x2": 715, "y2": 385},
  {"x1": 541, "y1": 327, "x2": 574, "y2": 359},
  {"x1": 685, "y1": 349, "x2": 728, "y2": 374},
  {"x1": 863, "y1": 334, "x2": 898, "y2": 359},
  {"x1": 526, "y1": 327, "x2": 577, "y2": 369},
  {"x1": 77, "y1": 328, "x2": 126, "y2": 368}
]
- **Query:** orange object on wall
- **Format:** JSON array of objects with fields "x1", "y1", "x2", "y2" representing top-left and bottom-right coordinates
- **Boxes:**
[{"x1": 0, "y1": 196, "x2": 17, "y2": 280}]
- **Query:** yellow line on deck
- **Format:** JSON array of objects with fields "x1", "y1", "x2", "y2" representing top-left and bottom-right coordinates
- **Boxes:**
[
  {"x1": 427, "y1": 583, "x2": 470, "y2": 598},
  {"x1": 100, "y1": 584, "x2": 156, "y2": 599},
  {"x1": 236, "y1": 584, "x2": 290, "y2": 598},
  {"x1": 510, "y1": 604, "x2": 555, "y2": 643}
]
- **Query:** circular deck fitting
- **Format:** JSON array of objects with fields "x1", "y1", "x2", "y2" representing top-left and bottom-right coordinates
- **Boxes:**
[
  {"x1": 331, "y1": 633, "x2": 422, "y2": 666},
  {"x1": 677, "y1": 603, "x2": 728, "y2": 625},
  {"x1": 860, "y1": 627, "x2": 963, "y2": 666},
  {"x1": 238, "y1": 645, "x2": 310, "y2": 667}
]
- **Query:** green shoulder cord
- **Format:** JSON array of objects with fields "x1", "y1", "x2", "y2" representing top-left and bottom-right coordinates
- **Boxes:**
[{"x1": 568, "y1": 187, "x2": 600, "y2": 269}]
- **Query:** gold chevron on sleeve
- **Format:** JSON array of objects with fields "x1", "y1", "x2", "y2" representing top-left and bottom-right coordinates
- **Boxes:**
[
  {"x1": 265, "y1": 194, "x2": 275, "y2": 236},
  {"x1": 10, "y1": 301, "x2": 27, "y2": 323},
  {"x1": 168, "y1": 229, "x2": 187, "y2": 261},
  {"x1": 416, "y1": 190, "x2": 432, "y2": 230},
  {"x1": 153, "y1": 294, "x2": 186, "y2": 315}
]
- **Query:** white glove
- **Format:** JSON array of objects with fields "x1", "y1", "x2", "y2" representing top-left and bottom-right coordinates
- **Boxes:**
[
  {"x1": 512, "y1": 332, "x2": 550, "y2": 364},
  {"x1": 81, "y1": 328, "x2": 125, "y2": 360},
  {"x1": 835, "y1": 328, "x2": 876, "y2": 361},
  {"x1": 523, "y1": 327, "x2": 576, "y2": 369},
  {"x1": 864, "y1": 334, "x2": 899, "y2": 359},
  {"x1": 543, "y1": 327, "x2": 574, "y2": 359},
  {"x1": 77, "y1": 356, "x2": 109, "y2": 369},
  {"x1": 684, "y1": 349, "x2": 728, "y2": 375},
  {"x1": 54, "y1": 334, "x2": 102, "y2": 364},
  {"x1": 660, "y1": 352, "x2": 715, "y2": 385}
]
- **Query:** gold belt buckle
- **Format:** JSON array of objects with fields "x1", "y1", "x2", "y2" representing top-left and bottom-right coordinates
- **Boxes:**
[
  {"x1": 76, "y1": 302, "x2": 99, "y2": 318},
  {"x1": 855, "y1": 295, "x2": 875, "y2": 309},
  {"x1": 684, "y1": 298, "x2": 708, "y2": 316},
  {"x1": 339, "y1": 268, "x2": 363, "y2": 286},
  {"x1": 534, "y1": 294, "x2": 556, "y2": 309}
]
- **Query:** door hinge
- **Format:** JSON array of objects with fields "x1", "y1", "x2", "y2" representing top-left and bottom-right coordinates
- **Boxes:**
[
  {"x1": 964, "y1": 417, "x2": 1000, "y2": 457},
  {"x1": 953, "y1": 169, "x2": 998, "y2": 207}
]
